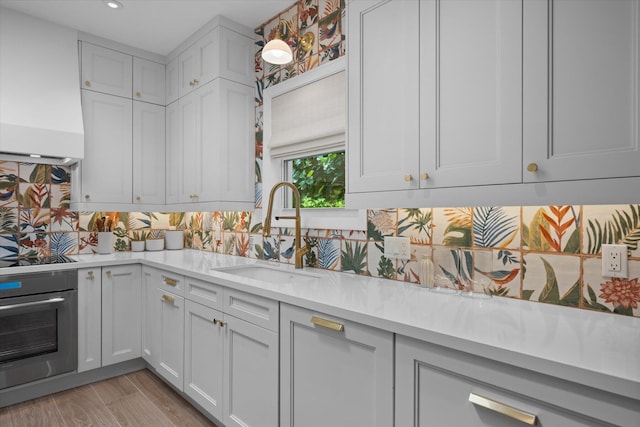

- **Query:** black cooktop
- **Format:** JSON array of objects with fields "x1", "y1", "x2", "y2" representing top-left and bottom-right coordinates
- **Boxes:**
[{"x1": 0, "y1": 255, "x2": 78, "y2": 268}]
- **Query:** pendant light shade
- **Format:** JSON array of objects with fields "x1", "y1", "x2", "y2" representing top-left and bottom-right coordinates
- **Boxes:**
[{"x1": 262, "y1": 38, "x2": 293, "y2": 65}]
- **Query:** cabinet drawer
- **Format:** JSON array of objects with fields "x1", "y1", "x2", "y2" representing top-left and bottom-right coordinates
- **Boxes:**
[
  {"x1": 157, "y1": 270, "x2": 184, "y2": 296},
  {"x1": 395, "y1": 335, "x2": 638, "y2": 427},
  {"x1": 185, "y1": 277, "x2": 223, "y2": 310},
  {"x1": 223, "y1": 289, "x2": 278, "y2": 332}
]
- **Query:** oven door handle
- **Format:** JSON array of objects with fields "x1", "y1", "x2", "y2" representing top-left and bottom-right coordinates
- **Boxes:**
[{"x1": 0, "y1": 297, "x2": 65, "y2": 311}]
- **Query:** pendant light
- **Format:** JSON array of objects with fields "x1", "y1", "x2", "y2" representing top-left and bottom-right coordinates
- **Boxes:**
[{"x1": 262, "y1": 19, "x2": 293, "y2": 65}]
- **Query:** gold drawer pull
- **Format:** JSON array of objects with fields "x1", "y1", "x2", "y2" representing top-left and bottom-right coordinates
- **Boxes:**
[
  {"x1": 163, "y1": 277, "x2": 177, "y2": 286},
  {"x1": 468, "y1": 393, "x2": 537, "y2": 425},
  {"x1": 527, "y1": 163, "x2": 539, "y2": 173},
  {"x1": 162, "y1": 294, "x2": 175, "y2": 304},
  {"x1": 311, "y1": 316, "x2": 344, "y2": 332}
]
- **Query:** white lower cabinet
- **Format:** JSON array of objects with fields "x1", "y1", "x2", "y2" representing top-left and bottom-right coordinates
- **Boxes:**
[
  {"x1": 395, "y1": 335, "x2": 638, "y2": 427},
  {"x1": 183, "y1": 278, "x2": 279, "y2": 427},
  {"x1": 280, "y1": 304, "x2": 394, "y2": 427},
  {"x1": 141, "y1": 267, "x2": 184, "y2": 390},
  {"x1": 100, "y1": 265, "x2": 141, "y2": 366},
  {"x1": 184, "y1": 299, "x2": 224, "y2": 419},
  {"x1": 77, "y1": 268, "x2": 102, "y2": 372},
  {"x1": 156, "y1": 288, "x2": 184, "y2": 391}
]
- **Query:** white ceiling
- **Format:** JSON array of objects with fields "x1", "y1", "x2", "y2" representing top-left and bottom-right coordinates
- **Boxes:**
[{"x1": 0, "y1": 0, "x2": 294, "y2": 56}]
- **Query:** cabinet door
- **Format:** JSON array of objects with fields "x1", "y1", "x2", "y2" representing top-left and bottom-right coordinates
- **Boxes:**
[
  {"x1": 178, "y1": 43, "x2": 198, "y2": 98},
  {"x1": 184, "y1": 300, "x2": 224, "y2": 420},
  {"x1": 223, "y1": 314, "x2": 278, "y2": 427},
  {"x1": 219, "y1": 27, "x2": 254, "y2": 85},
  {"x1": 101, "y1": 265, "x2": 141, "y2": 366},
  {"x1": 156, "y1": 288, "x2": 184, "y2": 391},
  {"x1": 179, "y1": 31, "x2": 218, "y2": 98},
  {"x1": 133, "y1": 101, "x2": 165, "y2": 205},
  {"x1": 141, "y1": 267, "x2": 159, "y2": 367},
  {"x1": 133, "y1": 57, "x2": 165, "y2": 105},
  {"x1": 523, "y1": 0, "x2": 640, "y2": 182},
  {"x1": 348, "y1": 0, "x2": 420, "y2": 193},
  {"x1": 165, "y1": 100, "x2": 182, "y2": 204},
  {"x1": 280, "y1": 304, "x2": 393, "y2": 427},
  {"x1": 215, "y1": 80, "x2": 254, "y2": 203},
  {"x1": 77, "y1": 268, "x2": 101, "y2": 372},
  {"x1": 81, "y1": 90, "x2": 132, "y2": 204},
  {"x1": 166, "y1": 57, "x2": 180, "y2": 105},
  {"x1": 81, "y1": 42, "x2": 132, "y2": 98},
  {"x1": 420, "y1": 0, "x2": 522, "y2": 188},
  {"x1": 179, "y1": 88, "x2": 202, "y2": 203}
]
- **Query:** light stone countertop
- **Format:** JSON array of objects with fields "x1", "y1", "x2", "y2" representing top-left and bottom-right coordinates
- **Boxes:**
[{"x1": 2, "y1": 249, "x2": 639, "y2": 401}]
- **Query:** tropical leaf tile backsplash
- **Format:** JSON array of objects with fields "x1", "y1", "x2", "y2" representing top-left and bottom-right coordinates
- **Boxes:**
[{"x1": 4, "y1": 162, "x2": 637, "y2": 318}]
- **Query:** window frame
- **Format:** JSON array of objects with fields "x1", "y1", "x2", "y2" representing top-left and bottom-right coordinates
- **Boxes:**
[{"x1": 261, "y1": 57, "x2": 365, "y2": 231}]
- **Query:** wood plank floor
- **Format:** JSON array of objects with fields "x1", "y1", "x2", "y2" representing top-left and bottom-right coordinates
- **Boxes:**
[{"x1": 0, "y1": 369, "x2": 219, "y2": 427}]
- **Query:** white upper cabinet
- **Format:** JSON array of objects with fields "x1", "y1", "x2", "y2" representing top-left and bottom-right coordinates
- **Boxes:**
[
  {"x1": 166, "y1": 57, "x2": 180, "y2": 105},
  {"x1": 133, "y1": 57, "x2": 165, "y2": 105},
  {"x1": 81, "y1": 42, "x2": 132, "y2": 98},
  {"x1": 348, "y1": 0, "x2": 420, "y2": 193},
  {"x1": 523, "y1": 0, "x2": 640, "y2": 182},
  {"x1": 133, "y1": 101, "x2": 165, "y2": 205},
  {"x1": 420, "y1": 0, "x2": 522, "y2": 188},
  {"x1": 80, "y1": 90, "x2": 132, "y2": 204},
  {"x1": 178, "y1": 26, "x2": 254, "y2": 98},
  {"x1": 173, "y1": 78, "x2": 254, "y2": 207},
  {"x1": 165, "y1": 100, "x2": 182, "y2": 204},
  {"x1": 347, "y1": 0, "x2": 640, "y2": 207}
]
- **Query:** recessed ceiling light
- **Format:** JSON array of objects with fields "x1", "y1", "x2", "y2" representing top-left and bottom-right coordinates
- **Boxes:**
[{"x1": 104, "y1": 0, "x2": 123, "y2": 9}]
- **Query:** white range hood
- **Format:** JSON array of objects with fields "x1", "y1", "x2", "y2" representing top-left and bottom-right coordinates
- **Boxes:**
[{"x1": 0, "y1": 7, "x2": 84, "y2": 166}]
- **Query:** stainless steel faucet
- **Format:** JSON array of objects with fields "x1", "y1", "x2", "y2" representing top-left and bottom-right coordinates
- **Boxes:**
[{"x1": 263, "y1": 182, "x2": 309, "y2": 269}]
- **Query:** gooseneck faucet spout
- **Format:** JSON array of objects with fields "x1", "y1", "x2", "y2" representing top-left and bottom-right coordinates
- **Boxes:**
[{"x1": 263, "y1": 182, "x2": 309, "y2": 269}]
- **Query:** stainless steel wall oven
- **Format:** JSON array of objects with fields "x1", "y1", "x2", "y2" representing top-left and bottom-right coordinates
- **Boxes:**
[{"x1": 0, "y1": 268, "x2": 77, "y2": 389}]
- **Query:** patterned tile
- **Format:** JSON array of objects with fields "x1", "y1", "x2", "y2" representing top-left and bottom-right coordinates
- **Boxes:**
[
  {"x1": 583, "y1": 258, "x2": 640, "y2": 317},
  {"x1": 582, "y1": 204, "x2": 640, "y2": 258},
  {"x1": 19, "y1": 163, "x2": 50, "y2": 184},
  {"x1": 318, "y1": 0, "x2": 343, "y2": 50},
  {"x1": 50, "y1": 232, "x2": 78, "y2": 255},
  {"x1": 19, "y1": 208, "x2": 50, "y2": 232},
  {"x1": 51, "y1": 165, "x2": 71, "y2": 184},
  {"x1": 78, "y1": 231, "x2": 97, "y2": 254},
  {"x1": 367, "y1": 241, "x2": 395, "y2": 280},
  {"x1": 50, "y1": 183, "x2": 71, "y2": 209},
  {"x1": 235, "y1": 233, "x2": 251, "y2": 257},
  {"x1": 341, "y1": 240, "x2": 367, "y2": 274},
  {"x1": 432, "y1": 207, "x2": 473, "y2": 247},
  {"x1": 50, "y1": 208, "x2": 78, "y2": 232},
  {"x1": 0, "y1": 161, "x2": 20, "y2": 208},
  {"x1": 279, "y1": 235, "x2": 295, "y2": 264},
  {"x1": 317, "y1": 237, "x2": 340, "y2": 270},
  {"x1": 19, "y1": 183, "x2": 50, "y2": 208},
  {"x1": 472, "y1": 206, "x2": 520, "y2": 249},
  {"x1": 398, "y1": 208, "x2": 432, "y2": 244},
  {"x1": 0, "y1": 208, "x2": 19, "y2": 233},
  {"x1": 368, "y1": 209, "x2": 397, "y2": 240},
  {"x1": 522, "y1": 205, "x2": 581, "y2": 253},
  {"x1": 0, "y1": 234, "x2": 19, "y2": 258},
  {"x1": 151, "y1": 212, "x2": 170, "y2": 229},
  {"x1": 522, "y1": 253, "x2": 580, "y2": 306},
  {"x1": 20, "y1": 232, "x2": 50, "y2": 257},
  {"x1": 299, "y1": 0, "x2": 319, "y2": 30}
]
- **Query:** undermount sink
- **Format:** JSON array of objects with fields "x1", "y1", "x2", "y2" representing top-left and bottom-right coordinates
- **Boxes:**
[{"x1": 215, "y1": 265, "x2": 325, "y2": 284}]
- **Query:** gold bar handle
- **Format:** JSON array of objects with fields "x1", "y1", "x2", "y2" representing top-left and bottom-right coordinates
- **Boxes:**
[
  {"x1": 163, "y1": 276, "x2": 177, "y2": 286},
  {"x1": 468, "y1": 393, "x2": 537, "y2": 425},
  {"x1": 162, "y1": 294, "x2": 175, "y2": 304},
  {"x1": 311, "y1": 316, "x2": 344, "y2": 332}
]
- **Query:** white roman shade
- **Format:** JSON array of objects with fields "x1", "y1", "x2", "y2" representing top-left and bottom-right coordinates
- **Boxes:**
[{"x1": 268, "y1": 70, "x2": 345, "y2": 158}]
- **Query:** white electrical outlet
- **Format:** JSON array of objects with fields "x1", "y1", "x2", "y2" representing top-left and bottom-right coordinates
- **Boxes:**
[
  {"x1": 602, "y1": 244, "x2": 628, "y2": 278},
  {"x1": 384, "y1": 236, "x2": 411, "y2": 259}
]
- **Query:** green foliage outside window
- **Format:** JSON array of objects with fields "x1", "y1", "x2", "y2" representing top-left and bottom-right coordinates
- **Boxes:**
[{"x1": 290, "y1": 151, "x2": 345, "y2": 208}]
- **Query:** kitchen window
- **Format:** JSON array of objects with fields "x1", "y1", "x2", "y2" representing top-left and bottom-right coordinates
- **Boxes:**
[{"x1": 262, "y1": 57, "x2": 365, "y2": 230}]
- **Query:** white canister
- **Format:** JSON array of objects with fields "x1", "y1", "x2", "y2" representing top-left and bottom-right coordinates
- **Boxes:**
[
  {"x1": 165, "y1": 230, "x2": 184, "y2": 250},
  {"x1": 131, "y1": 240, "x2": 145, "y2": 252},
  {"x1": 97, "y1": 232, "x2": 113, "y2": 254}
]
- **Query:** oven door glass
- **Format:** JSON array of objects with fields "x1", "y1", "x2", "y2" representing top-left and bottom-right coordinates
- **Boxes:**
[{"x1": 0, "y1": 289, "x2": 77, "y2": 389}]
